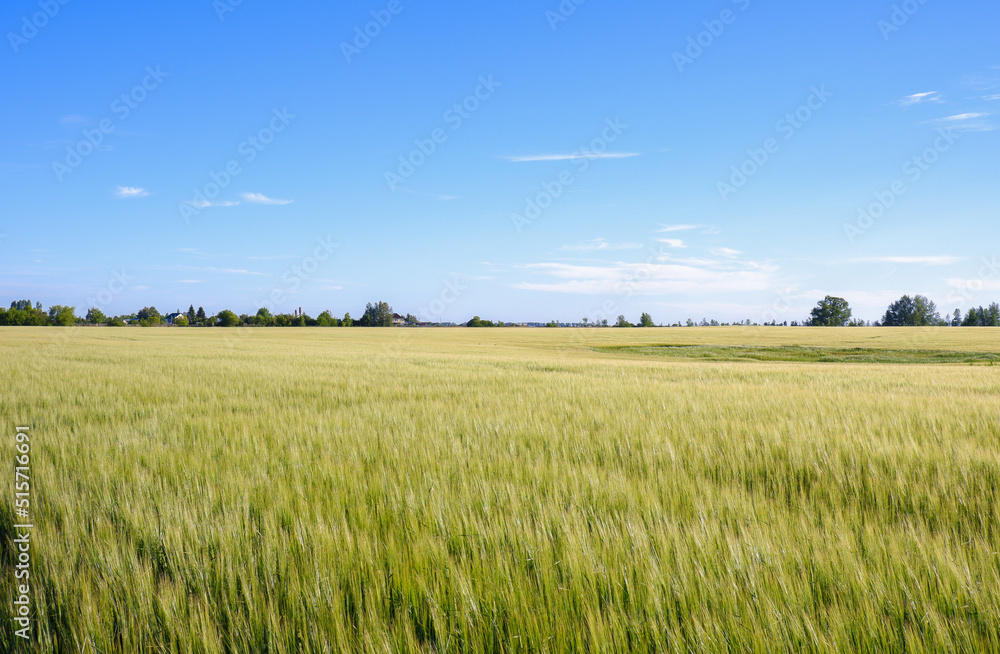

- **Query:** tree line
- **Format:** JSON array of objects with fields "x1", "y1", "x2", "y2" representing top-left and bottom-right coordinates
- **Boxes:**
[
  {"x1": 806, "y1": 295, "x2": 1000, "y2": 327},
  {"x1": 2, "y1": 295, "x2": 1000, "y2": 328},
  {"x1": 0, "y1": 300, "x2": 395, "y2": 327}
]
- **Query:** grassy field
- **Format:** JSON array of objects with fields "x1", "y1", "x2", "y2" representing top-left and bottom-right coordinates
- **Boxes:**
[{"x1": 2, "y1": 326, "x2": 999, "y2": 653}]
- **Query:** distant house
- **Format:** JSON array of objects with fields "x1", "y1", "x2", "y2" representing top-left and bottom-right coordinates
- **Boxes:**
[
  {"x1": 165, "y1": 312, "x2": 184, "y2": 325},
  {"x1": 392, "y1": 313, "x2": 408, "y2": 326}
]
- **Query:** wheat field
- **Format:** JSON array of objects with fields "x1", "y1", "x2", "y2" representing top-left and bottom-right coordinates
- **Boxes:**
[{"x1": 1, "y1": 327, "x2": 999, "y2": 653}]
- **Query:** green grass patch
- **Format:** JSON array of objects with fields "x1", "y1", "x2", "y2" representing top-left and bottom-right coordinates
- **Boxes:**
[{"x1": 597, "y1": 344, "x2": 1000, "y2": 364}]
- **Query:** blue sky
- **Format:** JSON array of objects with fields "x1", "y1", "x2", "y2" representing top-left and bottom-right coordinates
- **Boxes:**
[{"x1": 1, "y1": 0, "x2": 997, "y2": 323}]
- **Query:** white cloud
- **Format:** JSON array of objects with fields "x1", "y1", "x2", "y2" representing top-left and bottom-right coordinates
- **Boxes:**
[
  {"x1": 945, "y1": 278, "x2": 1000, "y2": 291},
  {"x1": 984, "y1": 94, "x2": 1000, "y2": 101},
  {"x1": 940, "y1": 112, "x2": 988, "y2": 121},
  {"x1": 924, "y1": 113, "x2": 994, "y2": 132},
  {"x1": 899, "y1": 91, "x2": 943, "y2": 106},
  {"x1": 187, "y1": 199, "x2": 240, "y2": 209},
  {"x1": 173, "y1": 265, "x2": 268, "y2": 276},
  {"x1": 559, "y1": 238, "x2": 644, "y2": 252},
  {"x1": 657, "y1": 224, "x2": 701, "y2": 232},
  {"x1": 240, "y1": 192, "x2": 293, "y2": 205},
  {"x1": 854, "y1": 255, "x2": 964, "y2": 266},
  {"x1": 711, "y1": 247, "x2": 742, "y2": 257},
  {"x1": 657, "y1": 238, "x2": 686, "y2": 248},
  {"x1": 178, "y1": 279, "x2": 204, "y2": 284},
  {"x1": 212, "y1": 267, "x2": 268, "y2": 276},
  {"x1": 503, "y1": 152, "x2": 640, "y2": 163},
  {"x1": 512, "y1": 258, "x2": 777, "y2": 296},
  {"x1": 115, "y1": 186, "x2": 149, "y2": 199}
]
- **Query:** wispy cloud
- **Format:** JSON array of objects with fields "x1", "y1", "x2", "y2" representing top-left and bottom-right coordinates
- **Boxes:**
[
  {"x1": 959, "y1": 70, "x2": 1000, "y2": 92},
  {"x1": 187, "y1": 199, "x2": 240, "y2": 209},
  {"x1": 115, "y1": 186, "x2": 149, "y2": 199},
  {"x1": 210, "y1": 267, "x2": 269, "y2": 276},
  {"x1": 657, "y1": 238, "x2": 686, "y2": 248},
  {"x1": 240, "y1": 192, "x2": 293, "y2": 205},
  {"x1": 924, "y1": 113, "x2": 994, "y2": 132},
  {"x1": 177, "y1": 279, "x2": 204, "y2": 284},
  {"x1": 711, "y1": 247, "x2": 742, "y2": 257},
  {"x1": 899, "y1": 91, "x2": 943, "y2": 106},
  {"x1": 985, "y1": 94, "x2": 1000, "y2": 101},
  {"x1": 175, "y1": 248, "x2": 215, "y2": 259},
  {"x1": 513, "y1": 258, "x2": 777, "y2": 296},
  {"x1": 939, "y1": 112, "x2": 988, "y2": 122},
  {"x1": 946, "y1": 278, "x2": 1000, "y2": 292},
  {"x1": 503, "y1": 152, "x2": 640, "y2": 163},
  {"x1": 658, "y1": 224, "x2": 701, "y2": 233},
  {"x1": 854, "y1": 255, "x2": 964, "y2": 266},
  {"x1": 559, "y1": 238, "x2": 643, "y2": 252}
]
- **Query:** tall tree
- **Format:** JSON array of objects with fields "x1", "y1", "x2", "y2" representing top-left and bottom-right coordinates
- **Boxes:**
[
  {"x1": 638, "y1": 312, "x2": 655, "y2": 327},
  {"x1": 809, "y1": 296, "x2": 852, "y2": 326},
  {"x1": 187, "y1": 304, "x2": 196, "y2": 324},
  {"x1": 881, "y1": 295, "x2": 943, "y2": 326},
  {"x1": 317, "y1": 310, "x2": 339, "y2": 326},
  {"x1": 137, "y1": 306, "x2": 161, "y2": 322},
  {"x1": 217, "y1": 310, "x2": 240, "y2": 327},
  {"x1": 48, "y1": 305, "x2": 77, "y2": 326},
  {"x1": 256, "y1": 307, "x2": 275, "y2": 327},
  {"x1": 86, "y1": 307, "x2": 106, "y2": 324},
  {"x1": 360, "y1": 301, "x2": 393, "y2": 327},
  {"x1": 987, "y1": 303, "x2": 1000, "y2": 326}
]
